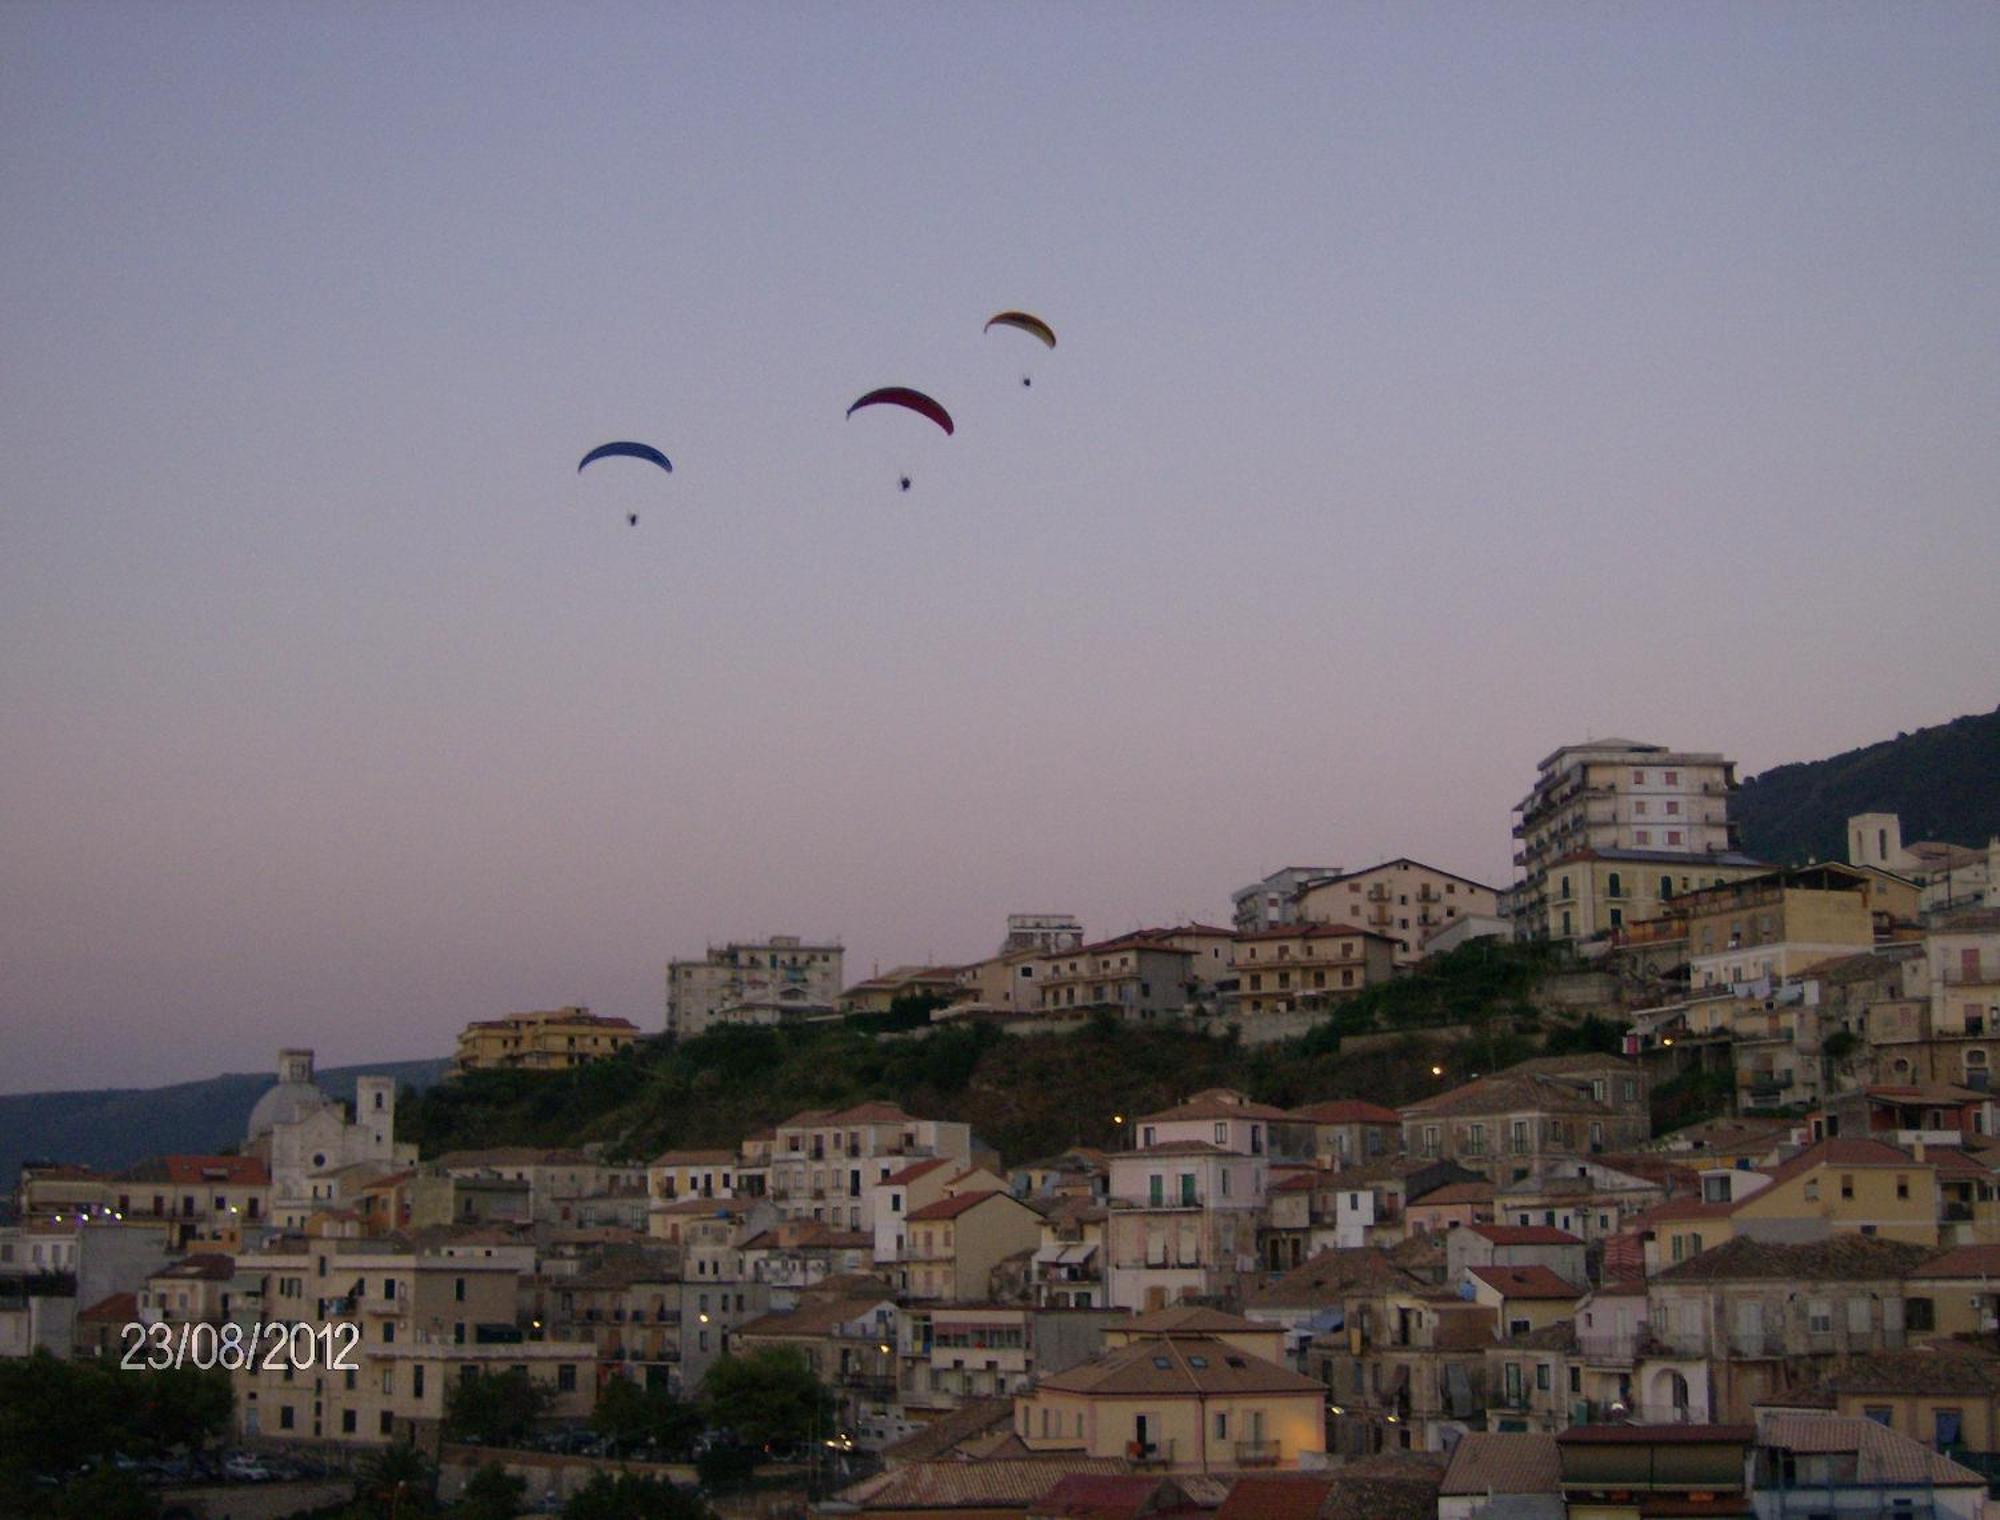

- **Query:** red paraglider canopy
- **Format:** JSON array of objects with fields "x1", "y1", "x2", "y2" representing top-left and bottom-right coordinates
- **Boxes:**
[{"x1": 846, "y1": 387, "x2": 954, "y2": 435}]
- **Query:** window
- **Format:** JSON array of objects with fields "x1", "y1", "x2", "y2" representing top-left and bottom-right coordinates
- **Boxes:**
[
  {"x1": 1808, "y1": 1301, "x2": 1833, "y2": 1334},
  {"x1": 1897, "y1": 1175, "x2": 1909, "y2": 1199},
  {"x1": 279, "y1": 1405, "x2": 295, "y2": 1430},
  {"x1": 1536, "y1": 1363, "x2": 1551, "y2": 1391},
  {"x1": 559, "y1": 1364, "x2": 577, "y2": 1392},
  {"x1": 342, "y1": 1409, "x2": 357, "y2": 1434},
  {"x1": 1864, "y1": 1406, "x2": 1893, "y2": 1427},
  {"x1": 1607, "y1": 872, "x2": 1623, "y2": 899},
  {"x1": 1841, "y1": 1175, "x2": 1855, "y2": 1200},
  {"x1": 454, "y1": 1276, "x2": 466, "y2": 1302},
  {"x1": 1907, "y1": 1298, "x2": 1935, "y2": 1331}
]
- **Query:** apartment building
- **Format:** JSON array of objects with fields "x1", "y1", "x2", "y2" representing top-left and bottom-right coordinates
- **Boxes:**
[
  {"x1": 902, "y1": 1191, "x2": 1043, "y2": 1303},
  {"x1": 1400, "y1": 1056, "x2": 1650, "y2": 1181},
  {"x1": 1681, "y1": 864, "x2": 1914, "y2": 992},
  {"x1": 1038, "y1": 932, "x2": 1198, "y2": 1021},
  {"x1": 838, "y1": 966, "x2": 966, "y2": 1016},
  {"x1": 1103, "y1": 1144, "x2": 1267, "y2": 1311},
  {"x1": 666, "y1": 935, "x2": 844, "y2": 1037},
  {"x1": 103, "y1": 1155, "x2": 272, "y2": 1251},
  {"x1": 232, "y1": 1229, "x2": 593, "y2": 1445},
  {"x1": 452, "y1": 1006, "x2": 640, "y2": 1073},
  {"x1": 1292, "y1": 859, "x2": 1503, "y2": 968},
  {"x1": 768, "y1": 1101, "x2": 976, "y2": 1233},
  {"x1": 1228, "y1": 925, "x2": 1396, "y2": 1015},
  {"x1": 1644, "y1": 1235, "x2": 1932, "y2": 1423},
  {"x1": 1512, "y1": 739, "x2": 1752, "y2": 943}
]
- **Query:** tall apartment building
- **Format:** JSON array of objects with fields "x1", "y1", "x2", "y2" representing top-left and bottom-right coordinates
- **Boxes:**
[
  {"x1": 665, "y1": 935, "x2": 843, "y2": 1037},
  {"x1": 1511, "y1": 739, "x2": 1762, "y2": 943}
]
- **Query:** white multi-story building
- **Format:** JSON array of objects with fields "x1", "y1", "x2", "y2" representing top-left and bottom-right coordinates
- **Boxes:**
[
  {"x1": 1003, "y1": 914, "x2": 1084, "y2": 954},
  {"x1": 1511, "y1": 739, "x2": 1753, "y2": 943},
  {"x1": 1232, "y1": 867, "x2": 1342, "y2": 934},
  {"x1": 665, "y1": 936, "x2": 844, "y2": 1037},
  {"x1": 1102, "y1": 1143, "x2": 1267, "y2": 1311}
]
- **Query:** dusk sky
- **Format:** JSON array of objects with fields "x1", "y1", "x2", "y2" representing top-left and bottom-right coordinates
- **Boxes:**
[{"x1": 4, "y1": 5, "x2": 1996, "y2": 1094}]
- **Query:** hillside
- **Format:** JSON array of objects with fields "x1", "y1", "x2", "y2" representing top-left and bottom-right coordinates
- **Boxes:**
[
  {"x1": 0, "y1": 1058, "x2": 452, "y2": 1182},
  {"x1": 1735, "y1": 706, "x2": 2000, "y2": 867},
  {"x1": 399, "y1": 942, "x2": 1623, "y2": 1164}
]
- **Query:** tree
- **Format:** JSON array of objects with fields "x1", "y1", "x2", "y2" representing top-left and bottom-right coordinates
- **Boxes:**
[
  {"x1": 563, "y1": 1472, "x2": 714, "y2": 1520},
  {"x1": 456, "y1": 1462, "x2": 527, "y2": 1520},
  {"x1": 591, "y1": 1375, "x2": 701, "y2": 1457},
  {"x1": 359, "y1": 1441, "x2": 438, "y2": 1518},
  {"x1": 444, "y1": 1368, "x2": 554, "y2": 1448},
  {"x1": 699, "y1": 1347, "x2": 832, "y2": 1449}
]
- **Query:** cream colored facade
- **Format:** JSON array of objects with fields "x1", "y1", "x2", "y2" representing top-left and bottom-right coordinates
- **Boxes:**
[
  {"x1": 1512, "y1": 739, "x2": 1745, "y2": 942},
  {"x1": 452, "y1": 1006, "x2": 640, "y2": 1073},
  {"x1": 1683, "y1": 866, "x2": 1901, "y2": 992},
  {"x1": 1015, "y1": 1334, "x2": 1326, "y2": 1472},
  {"x1": 1229, "y1": 925, "x2": 1395, "y2": 1014},
  {"x1": 232, "y1": 1231, "x2": 592, "y2": 1446},
  {"x1": 666, "y1": 935, "x2": 843, "y2": 1037},
  {"x1": 1293, "y1": 859, "x2": 1502, "y2": 968}
]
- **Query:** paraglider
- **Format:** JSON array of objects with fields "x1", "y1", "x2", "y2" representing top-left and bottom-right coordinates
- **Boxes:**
[
  {"x1": 847, "y1": 389, "x2": 953, "y2": 492},
  {"x1": 984, "y1": 311, "x2": 1056, "y2": 387},
  {"x1": 577, "y1": 441, "x2": 672, "y2": 526}
]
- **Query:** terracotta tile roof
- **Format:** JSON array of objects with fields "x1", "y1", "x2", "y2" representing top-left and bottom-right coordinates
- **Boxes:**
[
  {"x1": 119, "y1": 1155, "x2": 270, "y2": 1186},
  {"x1": 1467, "y1": 1264, "x2": 1582, "y2": 1300},
  {"x1": 1036, "y1": 1335, "x2": 1323, "y2": 1398},
  {"x1": 649, "y1": 1149, "x2": 738, "y2": 1166},
  {"x1": 907, "y1": 1189, "x2": 1014, "y2": 1222},
  {"x1": 1289, "y1": 1100, "x2": 1403, "y2": 1126},
  {"x1": 1138, "y1": 1093, "x2": 1293, "y2": 1124},
  {"x1": 1244, "y1": 1249, "x2": 1421, "y2": 1309},
  {"x1": 1124, "y1": 1306, "x2": 1264, "y2": 1335},
  {"x1": 827, "y1": 1101, "x2": 923, "y2": 1125},
  {"x1": 1912, "y1": 1243, "x2": 2000, "y2": 1278},
  {"x1": 1127, "y1": 1141, "x2": 1233, "y2": 1158},
  {"x1": 1030, "y1": 1475, "x2": 1189, "y2": 1520},
  {"x1": 883, "y1": 1157, "x2": 955, "y2": 1186},
  {"x1": 1404, "y1": 1071, "x2": 1619, "y2": 1121},
  {"x1": 1439, "y1": 1432, "x2": 1561, "y2": 1496},
  {"x1": 1814, "y1": 1343, "x2": 2000, "y2": 1399},
  {"x1": 734, "y1": 1294, "x2": 894, "y2": 1341},
  {"x1": 78, "y1": 1291, "x2": 138, "y2": 1323},
  {"x1": 1494, "y1": 1318, "x2": 1577, "y2": 1352},
  {"x1": 1271, "y1": 1172, "x2": 1318, "y2": 1194},
  {"x1": 880, "y1": 1398, "x2": 1013, "y2": 1467},
  {"x1": 1757, "y1": 1413, "x2": 1987, "y2": 1485},
  {"x1": 1467, "y1": 1224, "x2": 1582, "y2": 1246},
  {"x1": 1211, "y1": 1475, "x2": 1332, "y2": 1520},
  {"x1": 1653, "y1": 1233, "x2": 1931, "y2": 1284},
  {"x1": 847, "y1": 1458, "x2": 1129, "y2": 1510}
]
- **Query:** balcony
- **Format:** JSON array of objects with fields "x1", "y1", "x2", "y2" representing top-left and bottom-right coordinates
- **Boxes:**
[
  {"x1": 1234, "y1": 1439, "x2": 1280, "y2": 1467},
  {"x1": 1128, "y1": 1439, "x2": 1177, "y2": 1468}
]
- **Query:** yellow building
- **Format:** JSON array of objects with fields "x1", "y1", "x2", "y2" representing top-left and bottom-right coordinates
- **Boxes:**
[
  {"x1": 1681, "y1": 865, "x2": 1905, "y2": 992},
  {"x1": 1904, "y1": 1243, "x2": 2000, "y2": 1340},
  {"x1": 1015, "y1": 1333, "x2": 1326, "y2": 1472},
  {"x1": 1810, "y1": 1342, "x2": 2000, "y2": 1457},
  {"x1": 452, "y1": 1005, "x2": 639, "y2": 1074},
  {"x1": 1642, "y1": 1138, "x2": 1939, "y2": 1272}
]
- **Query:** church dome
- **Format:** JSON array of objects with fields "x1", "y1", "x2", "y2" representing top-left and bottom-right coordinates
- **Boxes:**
[{"x1": 246, "y1": 1078, "x2": 330, "y2": 1141}]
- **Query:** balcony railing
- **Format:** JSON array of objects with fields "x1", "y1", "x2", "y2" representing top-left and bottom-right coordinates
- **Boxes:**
[
  {"x1": 1234, "y1": 1439, "x2": 1280, "y2": 1467},
  {"x1": 1128, "y1": 1439, "x2": 1177, "y2": 1468}
]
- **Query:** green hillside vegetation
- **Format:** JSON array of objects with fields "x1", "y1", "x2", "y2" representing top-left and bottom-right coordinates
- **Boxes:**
[
  {"x1": 401, "y1": 940, "x2": 1624, "y2": 1164},
  {"x1": 1736, "y1": 706, "x2": 2000, "y2": 866}
]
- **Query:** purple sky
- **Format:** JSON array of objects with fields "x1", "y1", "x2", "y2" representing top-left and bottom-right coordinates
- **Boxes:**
[{"x1": 4, "y1": 4, "x2": 1996, "y2": 1093}]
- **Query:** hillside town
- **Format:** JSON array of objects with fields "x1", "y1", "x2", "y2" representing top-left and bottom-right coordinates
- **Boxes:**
[{"x1": 8, "y1": 739, "x2": 2000, "y2": 1519}]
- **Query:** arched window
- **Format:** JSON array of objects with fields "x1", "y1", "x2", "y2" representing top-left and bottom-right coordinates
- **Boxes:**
[{"x1": 1607, "y1": 872, "x2": 1623, "y2": 900}]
